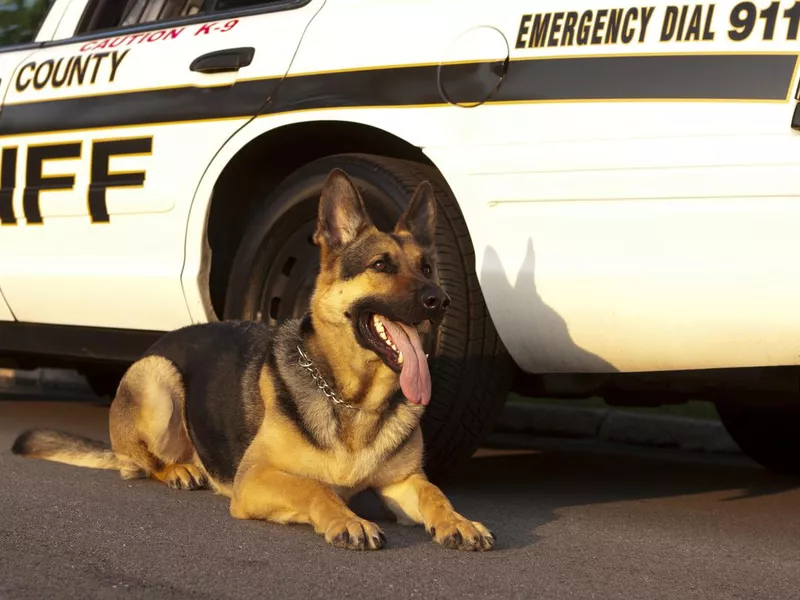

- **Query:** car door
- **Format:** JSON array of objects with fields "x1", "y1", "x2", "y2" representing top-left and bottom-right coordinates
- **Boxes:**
[
  {"x1": 426, "y1": 0, "x2": 800, "y2": 373},
  {"x1": 0, "y1": 0, "x2": 69, "y2": 322},
  {"x1": 0, "y1": 50, "x2": 21, "y2": 322},
  {"x1": 0, "y1": 0, "x2": 323, "y2": 331}
]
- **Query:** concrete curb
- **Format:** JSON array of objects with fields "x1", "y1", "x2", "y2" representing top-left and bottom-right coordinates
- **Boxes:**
[
  {"x1": 494, "y1": 400, "x2": 741, "y2": 454},
  {"x1": 0, "y1": 368, "x2": 92, "y2": 393},
  {"x1": 1, "y1": 369, "x2": 741, "y2": 454}
]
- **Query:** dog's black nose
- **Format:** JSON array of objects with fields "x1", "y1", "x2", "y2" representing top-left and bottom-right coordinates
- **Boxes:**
[{"x1": 421, "y1": 286, "x2": 450, "y2": 313}]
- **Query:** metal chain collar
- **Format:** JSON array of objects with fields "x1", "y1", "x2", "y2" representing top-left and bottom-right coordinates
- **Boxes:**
[{"x1": 296, "y1": 345, "x2": 360, "y2": 411}]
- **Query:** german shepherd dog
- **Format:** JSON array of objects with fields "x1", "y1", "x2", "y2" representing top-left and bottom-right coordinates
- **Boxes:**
[{"x1": 12, "y1": 168, "x2": 495, "y2": 552}]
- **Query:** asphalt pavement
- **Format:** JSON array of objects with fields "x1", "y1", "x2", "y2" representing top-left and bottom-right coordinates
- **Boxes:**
[{"x1": 2, "y1": 397, "x2": 800, "y2": 600}]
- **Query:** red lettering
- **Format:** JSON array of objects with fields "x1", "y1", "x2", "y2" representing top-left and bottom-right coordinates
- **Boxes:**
[
  {"x1": 79, "y1": 23, "x2": 212, "y2": 52},
  {"x1": 219, "y1": 19, "x2": 239, "y2": 33}
]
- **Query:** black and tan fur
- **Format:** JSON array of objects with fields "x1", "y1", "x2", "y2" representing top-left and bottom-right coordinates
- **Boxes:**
[{"x1": 11, "y1": 168, "x2": 494, "y2": 552}]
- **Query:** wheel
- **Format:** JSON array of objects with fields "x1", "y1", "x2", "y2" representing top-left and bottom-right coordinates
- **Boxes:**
[
  {"x1": 223, "y1": 153, "x2": 515, "y2": 476},
  {"x1": 715, "y1": 400, "x2": 800, "y2": 477}
]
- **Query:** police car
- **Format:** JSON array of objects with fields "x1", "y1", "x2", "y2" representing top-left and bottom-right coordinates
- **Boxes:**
[{"x1": 2, "y1": 0, "x2": 800, "y2": 476}]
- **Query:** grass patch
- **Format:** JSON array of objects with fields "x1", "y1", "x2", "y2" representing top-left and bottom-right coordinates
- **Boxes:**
[{"x1": 508, "y1": 393, "x2": 720, "y2": 421}]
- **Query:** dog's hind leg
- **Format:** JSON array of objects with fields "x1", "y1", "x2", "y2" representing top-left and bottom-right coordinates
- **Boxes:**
[{"x1": 109, "y1": 356, "x2": 207, "y2": 490}]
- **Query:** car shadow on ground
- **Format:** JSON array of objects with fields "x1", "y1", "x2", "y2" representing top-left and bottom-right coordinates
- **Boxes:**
[{"x1": 344, "y1": 442, "x2": 800, "y2": 552}]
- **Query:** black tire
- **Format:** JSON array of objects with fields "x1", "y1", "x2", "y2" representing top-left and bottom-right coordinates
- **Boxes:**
[
  {"x1": 223, "y1": 153, "x2": 515, "y2": 476},
  {"x1": 716, "y1": 401, "x2": 800, "y2": 477}
]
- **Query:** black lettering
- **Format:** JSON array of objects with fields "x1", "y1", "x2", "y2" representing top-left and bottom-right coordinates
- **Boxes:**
[
  {"x1": 15, "y1": 62, "x2": 35, "y2": 92},
  {"x1": 32, "y1": 59, "x2": 53, "y2": 91},
  {"x1": 515, "y1": 14, "x2": 532, "y2": 48},
  {"x1": 0, "y1": 147, "x2": 18, "y2": 226},
  {"x1": 109, "y1": 49, "x2": 129, "y2": 82},
  {"x1": 548, "y1": 12, "x2": 565, "y2": 46},
  {"x1": 760, "y1": 1, "x2": 779, "y2": 40},
  {"x1": 562, "y1": 11, "x2": 578, "y2": 45},
  {"x1": 605, "y1": 8, "x2": 623, "y2": 43},
  {"x1": 23, "y1": 143, "x2": 81, "y2": 225},
  {"x1": 89, "y1": 52, "x2": 109, "y2": 85},
  {"x1": 51, "y1": 57, "x2": 74, "y2": 88},
  {"x1": 685, "y1": 5, "x2": 703, "y2": 40},
  {"x1": 785, "y1": 1, "x2": 800, "y2": 40},
  {"x1": 577, "y1": 10, "x2": 593, "y2": 45},
  {"x1": 661, "y1": 6, "x2": 679, "y2": 40},
  {"x1": 729, "y1": 2, "x2": 757, "y2": 40},
  {"x1": 676, "y1": 4, "x2": 689, "y2": 41},
  {"x1": 622, "y1": 8, "x2": 638, "y2": 43},
  {"x1": 89, "y1": 138, "x2": 152, "y2": 223},
  {"x1": 703, "y1": 4, "x2": 717, "y2": 39},
  {"x1": 591, "y1": 9, "x2": 609, "y2": 44},
  {"x1": 528, "y1": 13, "x2": 551, "y2": 47},
  {"x1": 68, "y1": 55, "x2": 89, "y2": 86},
  {"x1": 640, "y1": 6, "x2": 656, "y2": 42}
]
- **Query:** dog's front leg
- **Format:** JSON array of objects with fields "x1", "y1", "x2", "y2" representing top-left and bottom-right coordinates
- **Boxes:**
[
  {"x1": 230, "y1": 464, "x2": 386, "y2": 551},
  {"x1": 378, "y1": 473, "x2": 495, "y2": 551}
]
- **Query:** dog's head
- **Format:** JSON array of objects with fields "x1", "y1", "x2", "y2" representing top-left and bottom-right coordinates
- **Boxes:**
[{"x1": 309, "y1": 168, "x2": 450, "y2": 406}]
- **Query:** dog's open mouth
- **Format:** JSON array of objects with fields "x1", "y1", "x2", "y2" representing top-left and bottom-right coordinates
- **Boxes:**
[{"x1": 357, "y1": 312, "x2": 431, "y2": 406}]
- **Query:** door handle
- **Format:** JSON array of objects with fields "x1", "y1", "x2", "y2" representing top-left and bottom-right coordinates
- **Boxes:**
[{"x1": 190, "y1": 47, "x2": 255, "y2": 74}]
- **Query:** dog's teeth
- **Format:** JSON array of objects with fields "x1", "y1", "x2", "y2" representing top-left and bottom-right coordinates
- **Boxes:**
[
  {"x1": 379, "y1": 331, "x2": 388, "y2": 340},
  {"x1": 397, "y1": 352, "x2": 404, "y2": 365}
]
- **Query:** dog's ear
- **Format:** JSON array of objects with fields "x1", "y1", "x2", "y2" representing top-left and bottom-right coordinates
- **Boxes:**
[
  {"x1": 395, "y1": 181, "x2": 436, "y2": 249},
  {"x1": 314, "y1": 168, "x2": 373, "y2": 251}
]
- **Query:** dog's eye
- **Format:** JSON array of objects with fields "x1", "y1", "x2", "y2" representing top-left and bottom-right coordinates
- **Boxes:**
[
  {"x1": 372, "y1": 259, "x2": 387, "y2": 272},
  {"x1": 422, "y1": 264, "x2": 432, "y2": 277}
]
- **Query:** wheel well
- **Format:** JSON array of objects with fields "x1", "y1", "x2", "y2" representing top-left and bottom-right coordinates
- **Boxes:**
[{"x1": 205, "y1": 120, "x2": 434, "y2": 319}]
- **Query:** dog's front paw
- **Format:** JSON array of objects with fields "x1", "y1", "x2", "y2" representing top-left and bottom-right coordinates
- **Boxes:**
[
  {"x1": 325, "y1": 518, "x2": 386, "y2": 551},
  {"x1": 428, "y1": 518, "x2": 495, "y2": 551}
]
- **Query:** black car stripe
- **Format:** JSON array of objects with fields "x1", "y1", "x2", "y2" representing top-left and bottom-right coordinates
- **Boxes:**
[
  {"x1": 0, "y1": 53, "x2": 795, "y2": 137},
  {"x1": 493, "y1": 54, "x2": 799, "y2": 102},
  {"x1": 0, "y1": 77, "x2": 281, "y2": 137}
]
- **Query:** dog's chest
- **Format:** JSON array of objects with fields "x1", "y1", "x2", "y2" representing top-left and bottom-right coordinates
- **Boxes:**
[{"x1": 321, "y1": 444, "x2": 386, "y2": 488}]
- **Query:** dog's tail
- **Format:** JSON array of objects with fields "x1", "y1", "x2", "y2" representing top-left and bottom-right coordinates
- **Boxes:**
[{"x1": 11, "y1": 429, "x2": 123, "y2": 470}]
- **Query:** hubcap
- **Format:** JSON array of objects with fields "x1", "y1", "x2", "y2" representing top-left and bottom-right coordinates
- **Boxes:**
[{"x1": 256, "y1": 218, "x2": 319, "y2": 326}]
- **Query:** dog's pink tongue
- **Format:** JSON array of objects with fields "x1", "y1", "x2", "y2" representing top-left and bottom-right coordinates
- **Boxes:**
[{"x1": 381, "y1": 318, "x2": 431, "y2": 406}]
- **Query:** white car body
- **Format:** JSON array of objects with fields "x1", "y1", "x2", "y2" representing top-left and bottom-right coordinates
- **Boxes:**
[{"x1": 2, "y1": 0, "x2": 800, "y2": 377}]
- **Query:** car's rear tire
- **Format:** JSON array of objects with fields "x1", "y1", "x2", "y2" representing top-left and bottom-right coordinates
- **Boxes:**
[
  {"x1": 223, "y1": 153, "x2": 515, "y2": 477},
  {"x1": 715, "y1": 401, "x2": 800, "y2": 477}
]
